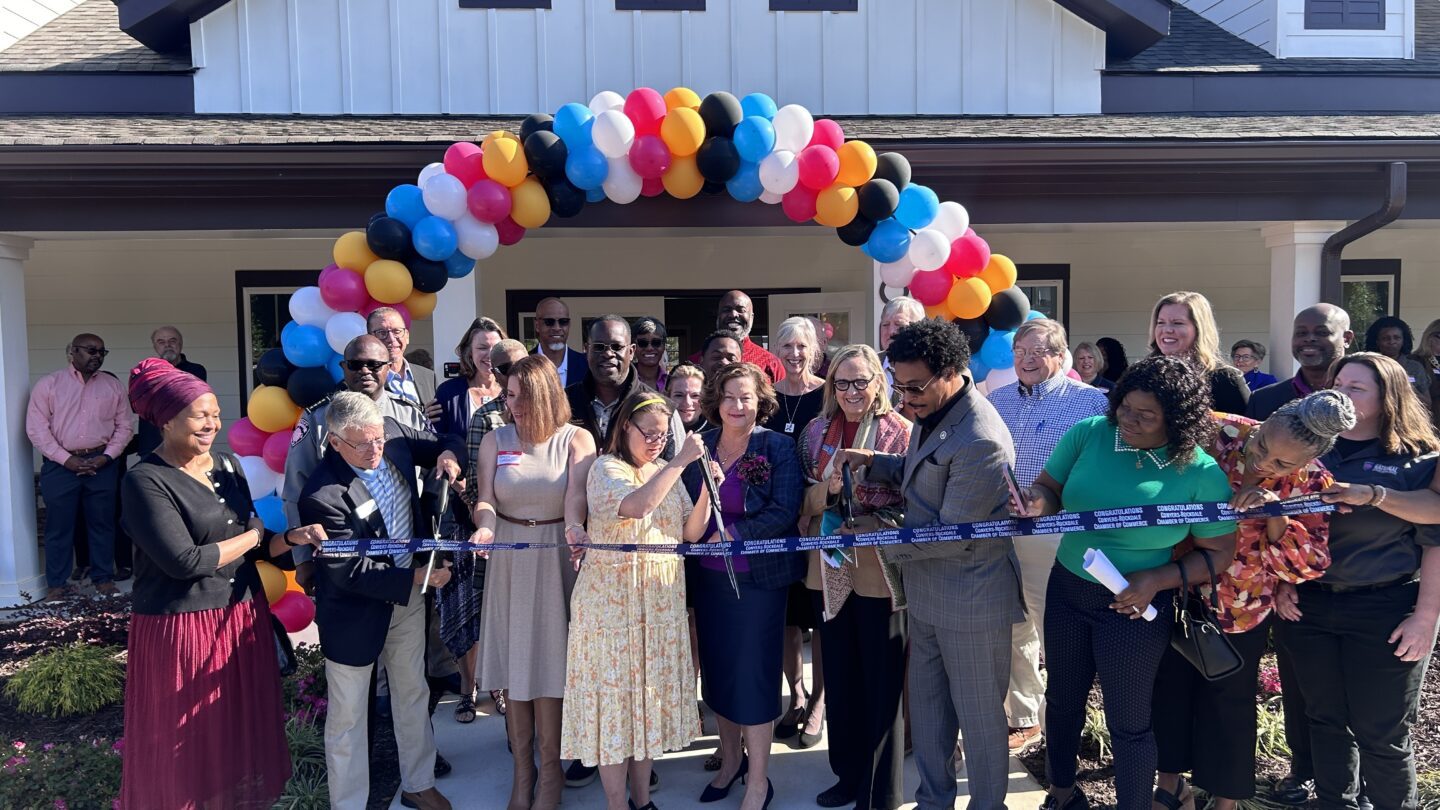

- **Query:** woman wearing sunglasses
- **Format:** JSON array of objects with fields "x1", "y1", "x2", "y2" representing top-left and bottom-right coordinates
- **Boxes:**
[{"x1": 633, "y1": 317, "x2": 670, "y2": 391}]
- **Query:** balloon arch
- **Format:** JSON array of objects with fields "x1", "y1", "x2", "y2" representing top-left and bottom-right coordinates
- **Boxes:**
[{"x1": 229, "y1": 87, "x2": 1039, "y2": 572}]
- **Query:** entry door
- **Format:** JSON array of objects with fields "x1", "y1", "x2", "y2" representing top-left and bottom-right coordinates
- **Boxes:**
[
  {"x1": 516, "y1": 296, "x2": 666, "y2": 352},
  {"x1": 767, "y1": 291, "x2": 869, "y2": 351}
]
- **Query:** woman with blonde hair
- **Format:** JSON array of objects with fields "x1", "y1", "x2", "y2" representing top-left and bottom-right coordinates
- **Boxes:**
[
  {"x1": 1411, "y1": 318, "x2": 1440, "y2": 416},
  {"x1": 1072, "y1": 341, "x2": 1113, "y2": 392},
  {"x1": 1149, "y1": 291, "x2": 1249, "y2": 414}
]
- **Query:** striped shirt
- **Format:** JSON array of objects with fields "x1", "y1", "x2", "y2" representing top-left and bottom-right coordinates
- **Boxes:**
[{"x1": 988, "y1": 374, "x2": 1109, "y2": 489}]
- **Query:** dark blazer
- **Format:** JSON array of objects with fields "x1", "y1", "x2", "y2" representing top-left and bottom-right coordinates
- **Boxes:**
[
  {"x1": 432, "y1": 376, "x2": 477, "y2": 440},
  {"x1": 1246, "y1": 376, "x2": 1305, "y2": 421},
  {"x1": 565, "y1": 366, "x2": 683, "y2": 460},
  {"x1": 410, "y1": 363, "x2": 437, "y2": 406},
  {"x1": 539, "y1": 346, "x2": 589, "y2": 388},
  {"x1": 682, "y1": 425, "x2": 806, "y2": 591},
  {"x1": 297, "y1": 419, "x2": 464, "y2": 667}
]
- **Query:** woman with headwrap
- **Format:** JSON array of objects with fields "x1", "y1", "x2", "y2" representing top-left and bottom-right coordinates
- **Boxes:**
[{"x1": 118, "y1": 358, "x2": 327, "y2": 809}]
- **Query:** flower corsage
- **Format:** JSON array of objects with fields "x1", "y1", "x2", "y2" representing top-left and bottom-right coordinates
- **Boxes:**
[{"x1": 735, "y1": 453, "x2": 772, "y2": 487}]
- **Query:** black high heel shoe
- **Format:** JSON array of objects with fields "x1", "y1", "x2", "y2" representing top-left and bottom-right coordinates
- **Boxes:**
[
  {"x1": 761, "y1": 778, "x2": 775, "y2": 810},
  {"x1": 698, "y1": 755, "x2": 748, "y2": 803}
]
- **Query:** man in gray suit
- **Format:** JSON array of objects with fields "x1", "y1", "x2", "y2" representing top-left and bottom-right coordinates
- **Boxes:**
[
  {"x1": 368, "y1": 307, "x2": 437, "y2": 407},
  {"x1": 841, "y1": 318, "x2": 1023, "y2": 810}
]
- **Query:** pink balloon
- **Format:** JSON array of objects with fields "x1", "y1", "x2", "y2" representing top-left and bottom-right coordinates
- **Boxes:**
[
  {"x1": 495, "y1": 217, "x2": 526, "y2": 246},
  {"x1": 227, "y1": 418, "x2": 271, "y2": 458},
  {"x1": 628, "y1": 135, "x2": 672, "y2": 179},
  {"x1": 640, "y1": 176, "x2": 665, "y2": 198},
  {"x1": 319, "y1": 266, "x2": 370, "y2": 312},
  {"x1": 262, "y1": 430, "x2": 290, "y2": 474},
  {"x1": 271, "y1": 591, "x2": 316, "y2": 633},
  {"x1": 466, "y1": 179, "x2": 512, "y2": 224},
  {"x1": 361, "y1": 300, "x2": 412, "y2": 327},
  {"x1": 444, "y1": 142, "x2": 487, "y2": 187},
  {"x1": 781, "y1": 185, "x2": 819, "y2": 223},
  {"x1": 624, "y1": 88, "x2": 667, "y2": 137},
  {"x1": 796, "y1": 145, "x2": 840, "y2": 191},
  {"x1": 909, "y1": 268, "x2": 954, "y2": 306},
  {"x1": 946, "y1": 234, "x2": 991, "y2": 279},
  {"x1": 318, "y1": 263, "x2": 340, "y2": 285},
  {"x1": 807, "y1": 119, "x2": 845, "y2": 151}
]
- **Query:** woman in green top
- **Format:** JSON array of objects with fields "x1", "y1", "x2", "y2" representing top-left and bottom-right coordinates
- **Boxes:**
[{"x1": 1020, "y1": 356, "x2": 1238, "y2": 810}]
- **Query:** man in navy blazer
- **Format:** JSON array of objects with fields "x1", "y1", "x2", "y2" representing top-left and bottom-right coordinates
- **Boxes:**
[
  {"x1": 534, "y1": 296, "x2": 589, "y2": 389},
  {"x1": 297, "y1": 392, "x2": 463, "y2": 810}
]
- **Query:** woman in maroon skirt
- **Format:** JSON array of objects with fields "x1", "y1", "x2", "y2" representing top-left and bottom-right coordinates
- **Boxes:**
[{"x1": 119, "y1": 358, "x2": 326, "y2": 809}]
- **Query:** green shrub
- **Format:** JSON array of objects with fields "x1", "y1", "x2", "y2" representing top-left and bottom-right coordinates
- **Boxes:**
[
  {"x1": 274, "y1": 718, "x2": 329, "y2": 809},
  {"x1": 3, "y1": 643, "x2": 124, "y2": 718},
  {"x1": 1255, "y1": 696, "x2": 1291, "y2": 760},
  {"x1": 0, "y1": 738, "x2": 123, "y2": 809},
  {"x1": 1418, "y1": 770, "x2": 1440, "y2": 810},
  {"x1": 1082, "y1": 704, "x2": 1111, "y2": 760}
]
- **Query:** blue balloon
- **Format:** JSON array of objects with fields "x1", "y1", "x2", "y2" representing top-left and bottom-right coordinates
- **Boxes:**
[
  {"x1": 412, "y1": 216, "x2": 458, "y2": 261},
  {"x1": 979, "y1": 330, "x2": 1016, "y2": 371},
  {"x1": 554, "y1": 103, "x2": 595, "y2": 148},
  {"x1": 254, "y1": 495, "x2": 287, "y2": 534},
  {"x1": 585, "y1": 186, "x2": 607, "y2": 203},
  {"x1": 326, "y1": 352, "x2": 344, "y2": 383},
  {"x1": 1026, "y1": 310, "x2": 1047, "y2": 321},
  {"x1": 866, "y1": 218, "x2": 912, "y2": 264},
  {"x1": 281, "y1": 320, "x2": 299, "y2": 346},
  {"x1": 969, "y1": 356, "x2": 991, "y2": 381},
  {"x1": 282, "y1": 324, "x2": 331, "y2": 368},
  {"x1": 444, "y1": 250, "x2": 475, "y2": 279},
  {"x1": 894, "y1": 184, "x2": 940, "y2": 230},
  {"x1": 740, "y1": 93, "x2": 778, "y2": 121},
  {"x1": 733, "y1": 116, "x2": 776, "y2": 164},
  {"x1": 565, "y1": 145, "x2": 609, "y2": 191},
  {"x1": 726, "y1": 162, "x2": 764, "y2": 203},
  {"x1": 385, "y1": 184, "x2": 428, "y2": 228},
  {"x1": 860, "y1": 240, "x2": 875, "y2": 259}
]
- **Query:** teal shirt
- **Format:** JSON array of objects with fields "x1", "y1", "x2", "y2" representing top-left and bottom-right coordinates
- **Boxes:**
[{"x1": 1044, "y1": 415, "x2": 1236, "y2": 582}]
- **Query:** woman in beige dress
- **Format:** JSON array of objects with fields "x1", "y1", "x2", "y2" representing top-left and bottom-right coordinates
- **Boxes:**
[
  {"x1": 563, "y1": 390, "x2": 714, "y2": 810},
  {"x1": 473, "y1": 355, "x2": 597, "y2": 810}
]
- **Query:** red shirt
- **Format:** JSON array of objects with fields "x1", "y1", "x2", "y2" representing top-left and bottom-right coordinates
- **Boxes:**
[{"x1": 689, "y1": 337, "x2": 787, "y2": 383}]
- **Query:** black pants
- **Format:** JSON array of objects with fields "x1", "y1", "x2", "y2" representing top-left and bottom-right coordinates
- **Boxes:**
[
  {"x1": 1153, "y1": 618, "x2": 1270, "y2": 799},
  {"x1": 1278, "y1": 580, "x2": 1428, "y2": 810},
  {"x1": 1045, "y1": 564, "x2": 1174, "y2": 810},
  {"x1": 811, "y1": 590, "x2": 906, "y2": 810},
  {"x1": 39, "y1": 455, "x2": 118, "y2": 587},
  {"x1": 1275, "y1": 620, "x2": 1313, "y2": 781}
]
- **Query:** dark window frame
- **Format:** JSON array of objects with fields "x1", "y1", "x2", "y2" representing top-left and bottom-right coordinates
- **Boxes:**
[
  {"x1": 1341, "y1": 258, "x2": 1402, "y2": 348},
  {"x1": 616, "y1": 0, "x2": 704, "y2": 9},
  {"x1": 1016, "y1": 263, "x2": 1072, "y2": 332},
  {"x1": 770, "y1": 0, "x2": 858, "y2": 10},
  {"x1": 459, "y1": 0, "x2": 552, "y2": 9},
  {"x1": 1304, "y1": 0, "x2": 1385, "y2": 31},
  {"x1": 234, "y1": 270, "x2": 320, "y2": 414}
]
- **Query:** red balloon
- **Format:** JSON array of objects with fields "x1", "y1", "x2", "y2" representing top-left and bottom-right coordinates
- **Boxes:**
[
  {"x1": 361, "y1": 300, "x2": 412, "y2": 327},
  {"x1": 807, "y1": 119, "x2": 845, "y2": 151},
  {"x1": 319, "y1": 265, "x2": 369, "y2": 312},
  {"x1": 628, "y1": 134, "x2": 672, "y2": 179},
  {"x1": 271, "y1": 591, "x2": 316, "y2": 633},
  {"x1": 909, "y1": 268, "x2": 955, "y2": 306},
  {"x1": 227, "y1": 418, "x2": 271, "y2": 458},
  {"x1": 261, "y1": 430, "x2": 290, "y2": 475},
  {"x1": 640, "y1": 176, "x2": 665, "y2": 197},
  {"x1": 781, "y1": 185, "x2": 820, "y2": 223},
  {"x1": 946, "y1": 234, "x2": 991, "y2": 279},
  {"x1": 796, "y1": 145, "x2": 840, "y2": 191},
  {"x1": 466, "y1": 179, "x2": 513, "y2": 224},
  {"x1": 624, "y1": 88, "x2": 668, "y2": 137},
  {"x1": 444, "y1": 142, "x2": 487, "y2": 187},
  {"x1": 495, "y1": 217, "x2": 526, "y2": 246}
]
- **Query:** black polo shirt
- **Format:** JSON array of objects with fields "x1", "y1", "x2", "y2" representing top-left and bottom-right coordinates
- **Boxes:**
[{"x1": 1316, "y1": 436, "x2": 1440, "y2": 587}]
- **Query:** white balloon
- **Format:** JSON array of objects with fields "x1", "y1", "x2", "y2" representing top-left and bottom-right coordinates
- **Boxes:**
[
  {"x1": 591, "y1": 110, "x2": 636, "y2": 160},
  {"x1": 455, "y1": 214, "x2": 499, "y2": 260},
  {"x1": 603, "y1": 157, "x2": 643, "y2": 204},
  {"x1": 986, "y1": 366, "x2": 1019, "y2": 390},
  {"x1": 324, "y1": 312, "x2": 368, "y2": 355},
  {"x1": 907, "y1": 229, "x2": 952, "y2": 272},
  {"x1": 758, "y1": 190, "x2": 783, "y2": 205},
  {"x1": 772, "y1": 104, "x2": 815, "y2": 154},
  {"x1": 1061, "y1": 348, "x2": 1074, "y2": 375},
  {"x1": 417, "y1": 161, "x2": 446, "y2": 187},
  {"x1": 931, "y1": 201, "x2": 971, "y2": 241},
  {"x1": 288, "y1": 286, "x2": 337, "y2": 328},
  {"x1": 238, "y1": 455, "x2": 281, "y2": 502},
  {"x1": 589, "y1": 90, "x2": 625, "y2": 114},
  {"x1": 758, "y1": 150, "x2": 799, "y2": 195},
  {"x1": 422, "y1": 172, "x2": 468, "y2": 220},
  {"x1": 878, "y1": 259, "x2": 917, "y2": 288}
]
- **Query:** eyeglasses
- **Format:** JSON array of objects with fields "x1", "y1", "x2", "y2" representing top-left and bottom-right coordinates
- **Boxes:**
[
  {"x1": 1231, "y1": 353, "x2": 1257, "y2": 362},
  {"x1": 333, "y1": 433, "x2": 385, "y2": 452},
  {"x1": 635, "y1": 338, "x2": 666, "y2": 349},
  {"x1": 370, "y1": 328, "x2": 407, "y2": 340},
  {"x1": 72, "y1": 346, "x2": 109, "y2": 357},
  {"x1": 494, "y1": 360, "x2": 514, "y2": 377},
  {"x1": 344, "y1": 360, "x2": 388, "y2": 372},
  {"x1": 833, "y1": 377, "x2": 873, "y2": 392},
  {"x1": 630, "y1": 425, "x2": 671, "y2": 445},
  {"x1": 588, "y1": 342, "x2": 629, "y2": 355},
  {"x1": 1012, "y1": 348, "x2": 1062, "y2": 361},
  {"x1": 540, "y1": 317, "x2": 571, "y2": 328},
  {"x1": 891, "y1": 374, "x2": 939, "y2": 397}
]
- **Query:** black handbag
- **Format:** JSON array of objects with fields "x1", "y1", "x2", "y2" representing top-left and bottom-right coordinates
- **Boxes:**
[
  {"x1": 271, "y1": 613, "x2": 297, "y2": 678},
  {"x1": 1169, "y1": 549, "x2": 1243, "y2": 681}
]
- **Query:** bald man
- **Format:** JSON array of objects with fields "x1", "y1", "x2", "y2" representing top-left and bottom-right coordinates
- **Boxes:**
[
  {"x1": 686, "y1": 290, "x2": 787, "y2": 383},
  {"x1": 532, "y1": 297, "x2": 588, "y2": 388},
  {"x1": 1247, "y1": 303, "x2": 1354, "y2": 421}
]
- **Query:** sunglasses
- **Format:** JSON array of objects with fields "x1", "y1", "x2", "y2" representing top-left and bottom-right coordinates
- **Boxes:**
[
  {"x1": 494, "y1": 360, "x2": 514, "y2": 377},
  {"x1": 635, "y1": 338, "x2": 666, "y2": 349},
  {"x1": 73, "y1": 346, "x2": 109, "y2": 357},
  {"x1": 891, "y1": 374, "x2": 939, "y2": 397},
  {"x1": 588, "y1": 342, "x2": 629, "y2": 355},
  {"x1": 344, "y1": 360, "x2": 388, "y2": 372},
  {"x1": 540, "y1": 317, "x2": 571, "y2": 327}
]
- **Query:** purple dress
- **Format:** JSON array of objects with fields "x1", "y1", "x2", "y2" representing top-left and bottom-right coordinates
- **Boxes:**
[{"x1": 700, "y1": 459, "x2": 750, "y2": 573}]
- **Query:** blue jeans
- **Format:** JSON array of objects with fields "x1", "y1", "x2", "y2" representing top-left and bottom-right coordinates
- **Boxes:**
[{"x1": 40, "y1": 455, "x2": 118, "y2": 586}]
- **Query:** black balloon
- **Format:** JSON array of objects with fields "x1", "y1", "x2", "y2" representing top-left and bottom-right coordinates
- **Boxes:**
[
  {"x1": 696, "y1": 137, "x2": 741, "y2": 184},
  {"x1": 254, "y1": 348, "x2": 295, "y2": 388},
  {"x1": 874, "y1": 152, "x2": 912, "y2": 188},
  {"x1": 986, "y1": 287, "x2": 1031, "y2": 331},
  {"x1": 523, "y1": 130, "x2": 569, "y2": 180},
  {"x1": 858, "y1": 179, "x2": 900, "y2": 222},
  {"x1": 286, "y1": 366, "x2": 338, "y2": 410},
  {"x1": 836, "y1": 214, "x2": 876, "y2": 247},
  {"x1": 701, "y1": 180, "x2": 727, "y2": 196},
  {"x1": 699, "y1": 92, "x2": 743, "y2": 138},
  {"x1": 365, "y1": 216, "x2": 412, "y2": 260},
  {"x1": 408, "y1": 257, "x2": 449, "y2": 294},
  {"x1": 520, "y1": 113, "x2": 554, "y2": 142},
  {"x1": 952, "y1": 316, "x2": 990, "y2": 354},
  {"x1": 367, "y1": 211, "x2": 387, "y2": 227},
  {"x1": 545, "y1": 177, "x2": 587, "y2": 218}
]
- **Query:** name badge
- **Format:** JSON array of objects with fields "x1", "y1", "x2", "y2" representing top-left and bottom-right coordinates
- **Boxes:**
[
  {"x1": 497, "y1": 450, "x2": 523, "y2": 467},
  {"x1": 355, "y1": 499, "x2": 378, "y2": 520}
]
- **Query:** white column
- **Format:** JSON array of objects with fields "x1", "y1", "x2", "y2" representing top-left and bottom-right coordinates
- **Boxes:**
[
  {"x1": 0, "y1": 236, "x2": 41, "y2": 606},
  {"x1": 1262, "y1": 221, "x2": 1343, "y2": 376},
  {"x1": 430, "y1": 267, "x2": 480, "y2": 374}
]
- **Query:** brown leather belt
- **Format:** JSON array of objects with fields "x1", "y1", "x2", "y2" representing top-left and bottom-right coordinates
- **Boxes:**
[
  {"x1": 68, "y1": 446, "x2": 107, "y2": 457},
  {"x1": 495, "y1": 511, "x2": 564, "y2": 528}
]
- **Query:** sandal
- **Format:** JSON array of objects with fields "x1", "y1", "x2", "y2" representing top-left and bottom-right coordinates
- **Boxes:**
[
  {"x1": 489, "y1": 689, "x2": 507, "y2": 716},
  {"x1": 454, "y1": 692, "x2": 476, "y2": 724},
  {"x1": 1154, "y1": 776, "x2": 1195, "y2": 810}
]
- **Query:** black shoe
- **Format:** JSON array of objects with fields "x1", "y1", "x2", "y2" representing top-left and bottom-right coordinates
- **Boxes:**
[
  {"x1": 428, "y1": 672, "x2": 462, "y2": 697},
  {"x1": 112, "y1": 567, "x2": 132, "y2": 583},
  {"x1": 699, "y1": 755, "x2": 747, "y2": 803},
  {"x1": 628, "y1": 801, "x2": 658, "y2": 810},
  {"x1": 433, "y1": 752, "x2": 451, "y2": 778},
  {"x1": 69, "y1": 567, "x2": 87, "y2": 582},
  {"x1": 400, "y1": 795, "x2": 417, "y2": 809},
  {"x1": 798, "y1": 728, "x2": 822, "y2": 749},
  {"x1": 1040, "y1": 787, "x2": 1089, "y2": 810},
  {"x1": 1358, "y1": 796, "x2": 1374, "y2": 810},
  {"x1": 816, "y1": 782, "x2": 855, "y2": 808},
  {"x1": 565, "y1": 760, "x2": 598, "y2": 788},
  {"x1": 774, "y1": 705, "x2": 804, "y2": 740},
  {"x1": 375, "y1": 694, "x2": 392, "y2": 720},
  {"x1": 1272, "y1": 774, "x2": 1314, "y2": 806},
  {"x1": 649, "y1": 770, "x2": 660, "y2": 792},
  {"x1": 761, "y1": 778, "x2": 774, "y2": 810}
]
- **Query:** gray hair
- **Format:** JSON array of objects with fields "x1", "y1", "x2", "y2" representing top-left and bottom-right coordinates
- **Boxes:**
[
  {"x1": 1231, "y1": 339, "x2": 1267, "y2": 360},
  {"x1": 365, "y1": 307, "x2": 405, "y2": 331},
  {"x1": 776, "y1": 316, "x2": 820, "y2": 371},
  {"x1": 1015, "y1": 319, "x2": 1068, "y2": 354},
  {"x1": 1074, "y1": 341, "x2": 1106, "y2": 375},
  {"x1": 326, "y1": 391, "x2": 384, "y2": 435},
  {"x1": 881, "y1": 296, "x2": 925, "y2": 324},
  {"x1": 1267, "y1": 389, "x2": 1357, "y2": 459},
  {"x1": 151, "y1": 325, "x2": 182, "y2": 343}
]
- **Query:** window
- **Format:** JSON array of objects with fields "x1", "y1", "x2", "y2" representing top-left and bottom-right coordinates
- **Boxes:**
[
  {"x1": 1017, "y1": 264, "x2": 1070, "y2": 331},
  {"x1": 770, "y1": 0, "x2": 858, "y2": 9},
  {"x1": 1305, "y1": 0, "x2": 1384, "y2": 30},
  {"x1": 617, "y1": 0, "x2": 704, "y2": 8},
  {"x1": 235, "y1": 271, "x2": 319, "y2": 404},
  {"x1": 459, "y1": 1, "x2": 551, "y2": 9},
  {"x1": 1342, "y1": 258, "x2": 1401, "y2": 350}
]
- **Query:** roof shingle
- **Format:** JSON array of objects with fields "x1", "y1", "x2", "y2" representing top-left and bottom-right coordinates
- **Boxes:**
[{"x1": 0, "y1": 0, "x2": 190, "y2": 73}]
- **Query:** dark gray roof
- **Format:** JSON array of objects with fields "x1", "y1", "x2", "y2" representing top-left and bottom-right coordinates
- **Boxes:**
[
  {"x1": 1109, "y1": 3, "x2": 1440, "y2": 74},
  {"x1": 3, "y1": 112, "x2": 1440, "y2": 146},
  {"x1": 0, "y1": 0, "x2": 191, "y2": 73}
]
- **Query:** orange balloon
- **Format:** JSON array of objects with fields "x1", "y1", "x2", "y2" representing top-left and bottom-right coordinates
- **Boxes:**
[
  {"x1": 333, "y1": 231, "x2": 379, "y2": 273},
  {"x1": 481, "y1": 133, "x2": 529, "y2": 188},
  {"x1": 364, "y1": 259, "x2": 413, "y2": 304},
  {"x1": 664, "y1": 87, "x2": 701, "y2": 111},
  {"x1": 509, "y1": 177, "x2": 551, "y2": 229},
  {"x1": 947, "y1": 277, "x2": 994, "y2": 320},
  {"x1": 660, "y1": 107, "x2": 706, "y2": 157},
  {"x1": 404, "y1": 290, "x2": 438, "y2": 320},
  {"x1": 978, "y1": 254, "x2": 1018, "y2": 294},
  {"x1": 284, "y1": 569, "x2": 303, "y2": 593},
  {"x1": 662, "y1": 155, "x2": 703, "y2": 199},
  {"x1": 256, "y1": 560, "x2": 286, "y2": 605},
  {"x1": 248, "y1": 385, "x2": 302, "y2": 433},
  {"x1": 835, "y1": 140, "x2": 878, "y2": 187},
  {"x1": 924, "y1": 302, "x2": 953, "y2": 320},
  {"x1": 814, "y1": 184, "x2": 859, "y2": 228}
]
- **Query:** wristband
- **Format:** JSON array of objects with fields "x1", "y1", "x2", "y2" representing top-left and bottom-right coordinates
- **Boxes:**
[
  {"x1": 1369, "y1": 485, "x2": 1388, "y2": 507},
  {"x1": 283, "y1": 529, "x2": 299, "y2": 547}
]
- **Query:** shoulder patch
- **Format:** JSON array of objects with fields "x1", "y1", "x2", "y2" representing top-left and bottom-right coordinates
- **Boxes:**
[{"x1": 289, "y1": 417, "x2": 311, "y2": 448}]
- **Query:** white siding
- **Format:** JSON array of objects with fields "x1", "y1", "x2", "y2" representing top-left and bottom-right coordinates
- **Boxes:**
[
  {"x1": 0, "y1": 0, "x2": 81, "y2": 52},
  {"x1": 1275, "y1": 0, "x2": 1414, "y2": 59},
  {"x1": 191, "y1": 0, "x2": 1104, "y2": 115},
  {"x1": 1178, "y1": 0, "x2": 1279, "y2": 51}
]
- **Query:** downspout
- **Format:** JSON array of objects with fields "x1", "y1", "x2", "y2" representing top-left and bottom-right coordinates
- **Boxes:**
[{"x1": 1320, "y1": 162, "x2": 1407, "y2": 305}]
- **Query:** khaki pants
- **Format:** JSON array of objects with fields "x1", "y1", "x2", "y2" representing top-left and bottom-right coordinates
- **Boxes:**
[
  {"x1": 1006, "y1": 533, "x2": 1061, "y2": 729},
  {"x1": 325, "y1": 585, "x2": 436, "y2": 810}
]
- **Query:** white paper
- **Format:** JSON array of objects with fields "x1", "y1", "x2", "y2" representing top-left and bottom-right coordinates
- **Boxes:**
[{"x1": 1082, "y1": 548, "x2": 1157, "y2": 621}]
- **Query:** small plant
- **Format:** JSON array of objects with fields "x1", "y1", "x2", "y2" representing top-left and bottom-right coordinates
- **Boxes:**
[
  {"x1": 1418, "y1": 769, "x2": 1440, "y2": 810},
  {"x1": 282, "y1": 644, "x2": 329, "y2": 724},
  {"x1": 0, "y1": 738, "x2": 123, "y2": 809},
  {"x1": 274, "y1": 719, "x2": 329, "y2": 809},
  {"x1": 3, "y1": 643, "x2": 124, "y2": 718},
  {"x1": 1081, "y1": 703, "x2": 1111, "y2": 761},
  {"x1": 1255, "y1": 696, "x2": 1291, "y2": 760},
  {"x1": 1258, "y1": 663, "x2": 1283, "y2": 696}
]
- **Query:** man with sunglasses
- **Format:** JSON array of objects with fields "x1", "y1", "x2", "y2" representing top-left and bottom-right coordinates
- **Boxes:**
[
  {"x1": 533, "y1": 297, "x2": 588, "y2": 389},
  {"x1": 26, "y1": 333, "x2": 134, "y2": 600}
]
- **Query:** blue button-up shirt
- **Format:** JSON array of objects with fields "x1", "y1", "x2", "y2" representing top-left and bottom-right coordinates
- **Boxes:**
[
  {"x1": 988, "y1": 374, "x2": 1109, "y2": 488},
  {"x1": 385, "y1": 362, "x2": 421, "y2": 405}
]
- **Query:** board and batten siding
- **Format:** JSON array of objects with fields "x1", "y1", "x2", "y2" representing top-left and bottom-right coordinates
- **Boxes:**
[
  {"x1": 1178, "y1": 0, "x2": 1414, "y2": 58},
  {"x1": 189, "y1": 0, "x2": 1104, "y2": 115}
]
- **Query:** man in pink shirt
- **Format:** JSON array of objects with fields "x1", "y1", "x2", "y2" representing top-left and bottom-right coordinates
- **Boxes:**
[
  {"x1": 686, "y1": 290, "x2": 788, "y2": 383},
  {"x1": 25, "y1": 333, "x2": 134, "y2": 600}
]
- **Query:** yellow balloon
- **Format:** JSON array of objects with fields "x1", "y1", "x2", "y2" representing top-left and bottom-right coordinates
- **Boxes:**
[
  {"x1": 482, "y1": 133, "x2": 529, "y2": 188},
  {"x1": 814, "y1": 184, "x2": 859, "y2": 228},
  {"x1": 333, "y1": 231, "x2": 379, "y2": 273},
  {"x1": 660, "y1": 107, "x2": 706, "y2": 158},
  {"x1": 248, "y1": 385, "x2": 302, "y2": 433},
  {"x1": 835, "y1": 140, "x2": 878, "y2": 187},
  {"x1": 664, "y1": 87, "x2": 701, "y2": 111},
  {"x1": 947, "y1": 277, "x2": 994, "y2": 320},
  {"x1": 662, "y1": 155, "x2": 703, "y2": 199},
  {"x1": 365, "y1": 259, "x2": 414, "y2": 305},
  {"x1": 510, "y1": 177, "x2": 551, "y2": 229},
  {"x1": 978, "y1": 254, "x2": 1018, "y2": 294},
  {"x1": 404, "y1": 289, "x2": 438, "y2": 320},
  {"x1": 255, "y1": 560, "x2": 287, "y2": 605},
  {"x1": 924, "y1": 303, "x2": 953, "y2": 321}
]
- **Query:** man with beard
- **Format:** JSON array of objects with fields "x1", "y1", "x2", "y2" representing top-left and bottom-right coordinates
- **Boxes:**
[
  {"x1": 133, "y1": 327, "x2": 207, "y2": 458},
  {"x1": 687, "y1": 290, "x2": 787, "y2": 383},
  {"x1": 533, "y1": 297, "x2": 589, "y2": 389}
]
